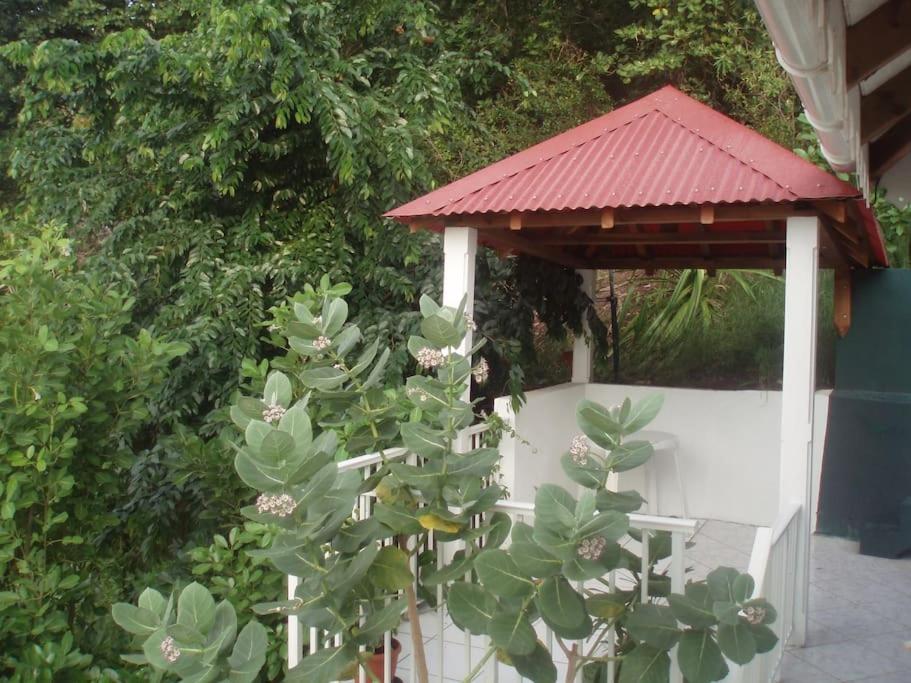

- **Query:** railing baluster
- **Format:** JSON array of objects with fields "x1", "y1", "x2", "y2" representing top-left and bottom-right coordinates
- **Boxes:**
[{"x1": 640, "y1": 529, "x2": 650, "y2": 603}]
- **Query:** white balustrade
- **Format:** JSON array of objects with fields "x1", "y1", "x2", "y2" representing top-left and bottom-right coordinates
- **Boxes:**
[
  {"x1": 728, "y1": 502, "x2": 802, "y2": 683},
  {"x1": 287, "y1": 426, "x2": 702, "y2": 683}
]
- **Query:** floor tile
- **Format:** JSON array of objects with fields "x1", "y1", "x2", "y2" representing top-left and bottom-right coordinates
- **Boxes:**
[
  {"x1": 779, "y1": 651, "x2": 840, "y2": 682},
  {"x1": 791, "y1": 640, "x2": 905, "y2": 680}
]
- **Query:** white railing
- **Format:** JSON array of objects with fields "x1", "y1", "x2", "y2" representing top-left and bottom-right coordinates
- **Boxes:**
[
  {"x1": 286, "y1": 425, "x2": 699, "y2": 683},
  {"x1": 490, "y1": 501, "x2": 696, "y2": 683},
  {"x1": 730, "y1": 502, "x2": 802, "y2": 683}
]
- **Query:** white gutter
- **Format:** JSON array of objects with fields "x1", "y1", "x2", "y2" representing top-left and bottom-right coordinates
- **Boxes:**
[{"x1": 755, "y1": 0, "x2": 856, "y2": 172}]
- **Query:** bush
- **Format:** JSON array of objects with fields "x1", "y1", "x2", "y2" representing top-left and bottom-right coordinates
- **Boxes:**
[{"x1": 0, "y1": 222, "x2": 187, "y2": 679}]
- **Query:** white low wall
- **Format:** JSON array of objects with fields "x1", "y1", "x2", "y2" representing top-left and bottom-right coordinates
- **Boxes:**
[{"x1": 496, "y1": 383, "x2": 830, "y2": 528}]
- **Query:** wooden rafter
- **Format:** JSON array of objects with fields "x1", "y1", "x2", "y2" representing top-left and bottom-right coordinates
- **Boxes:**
[
  {"x1": 869, "y1": 111, "x2": 911, "y2": 178},
  {"x1": 846, "y1": 0, "x2": 911, "y2": 88},
  {"x1": 861, "y1": 63, "x2": 911, "y2": 143}
]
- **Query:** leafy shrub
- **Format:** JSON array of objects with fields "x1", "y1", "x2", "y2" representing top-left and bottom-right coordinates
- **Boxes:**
[{"x1": 0, "y1": 223, "x2": 187, "y2": 679}]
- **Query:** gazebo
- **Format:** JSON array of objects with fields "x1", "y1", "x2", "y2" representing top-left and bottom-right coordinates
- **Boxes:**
[{"x1": 385, "y1": 84, "x2": 888, "y2": 660}]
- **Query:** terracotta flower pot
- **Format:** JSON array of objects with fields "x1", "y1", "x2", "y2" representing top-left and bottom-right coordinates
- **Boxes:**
[{"x1": 355, "y1": 637, "x2": 401, "y2": 682}]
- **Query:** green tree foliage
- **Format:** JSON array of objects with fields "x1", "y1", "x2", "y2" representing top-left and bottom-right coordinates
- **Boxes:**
[{"x1": 0, "y1": 223, "x2": 187, "y2": 679}]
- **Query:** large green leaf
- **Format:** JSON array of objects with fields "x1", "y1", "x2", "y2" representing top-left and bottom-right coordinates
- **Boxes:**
[
  {"x1": 138, "y1": 588, "x2": 167, "y2": 617},
  {"x1": 561, "y1": 451, "x2": 605, "y2": 489},
  {"x1": 596, "y1": 489, "x2": 645, "y2": 513},
  {"x1": 749, "y1": 624, "x2": 778, "y2": 653},
  {"x1": 536, "y1": 577, "x2": 591, "y2": 639},
  {"x1": 535, "y1": 485, "x2": 577, "y2": 532},
  {"x1": 285, "y1": 643, "x2": 354, "y2": 683},
  {"x1": 259, "y1": 429, "x2": 296, "y2": 463},
  {"x1": 677, "y1": 630, "x2": 728, "y2": 683},
  {"x1": 619, "y1": 644, "x2": 670, "y2": 683},
  {"x1": 323, "y1": 298, "x2": 348, "y2": 337},
  {"x1": 420, "y1": 315, "x2": 462, "y2": 348},
  {"x1": 624, "y1": 604, "x2": 680, "y2": 650},
  {"x1": 368, "y1": 546, "x2": 414, "y2": 591},
  {"x1": 227, "y1": 621, "x2": 268, "y2": 682},
  {"x1": 605, "y1": 441, "x2": 653, "y2": 473},
  {"x1": 578, "y1": 509, "x2": 629, "y2": 543},
  {"x1": 177, "y1": 582, "x2": 216, "y2": 633},
  {"x1": 447, "y1": 582, "x2": 498, "y2": 634},
  {"x1": 489, "y1": 609, "x2": 536, "y2": 656},
  {"x1": 354, "y1": 600, "x2": 406, "y2": 645},
  {"x1": 299, "y1": 366, "x2": 347, "y2": 390},
  {"x1": 422, "y1": 551, "x2": 473, "y2": 586},
  {"x1": 509, "y1": 542, "x2": 562, "y2": 578},
  {"x1": 111, "y1": 603, "x2": 160, "y2": 636},
  {"x1": 474, "y1": 549, "x2": 535, "y2": 598},
  {"x1": 263, "y1": 371, "x2": 292, "y2": 407},
  {"x1": 622, "y1": 395, "x2": 664, "y2": 435},
  {"x1": 707, "y1": 567, "x2": 741, "y2": 603},
  {"x1": 576, "y1": 400, "x2": 621, "y2": 450},
  {"x1": 399, "y1": 422, "x2": 447, "y2": 458},
  {"x1": 511, "y1": 642, "x2": 558, "y2": 683},
  {"x1": 586, "y1": 592, "x2": 630, "y2": 620},
  {"x1": 669, "y1": 589, "x2": 717, "y2": 629},
  {"x1": 204, "y1": 601, "x2": 238, "y2": 660},
  {"x1": 717, "y1": 622, "x2": 756, "y2": 665},
  {"x1": 278, "y1": 402, "x2": 312, "y2": 447}
]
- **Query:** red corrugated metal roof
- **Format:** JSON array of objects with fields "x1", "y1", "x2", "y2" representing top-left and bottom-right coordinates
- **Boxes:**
[
  {"x1": 388, "y1": 85, "x2": 860, "y2": 218},
  {"x1": 386, "y1": 85, "x2": 888, "y2": 267}
]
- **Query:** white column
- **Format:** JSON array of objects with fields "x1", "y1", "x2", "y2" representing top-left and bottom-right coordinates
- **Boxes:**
[
  {"x1": 442, "y1": 227, "x2": 478, "y2": 359},
  {"x1": 572, "y1": 269, "x2": 596, "y2": 383},
  {"x1": 779, "y1": 216, "x2": 819, "y2": 647}
]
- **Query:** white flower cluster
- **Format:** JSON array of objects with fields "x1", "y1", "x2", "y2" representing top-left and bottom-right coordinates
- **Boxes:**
[
  {"x1": 160, "y1": 636, "x2": 181, "y2": 663},
  {"x1": 577, "y1": 535, "x2": 607, "y2": 561},
  {"x1": 407, "y1": 387, "x2": 429, "y2": 403},
  {"x1": 472, "y1": 358, "x2": 489, "y2": 384},
  {"x1": 740, "y1": 605, "x2": 766, "y2": 625},
  {"x1": 313, "y1": 336, "x2": 331, "y2": 351},
  {"x1": 464, "y1": 312, "x2": 478, "y2": 332},
  {"x1": 255, "y1": 493, "x2": 297, "y2": 517},
  {"x1": 416, "y1": 347, "x2": 444, "y2": 369},
  {"x1": 262, "y1": 402, "x2": 286, "y2": 424},
  {"x1": 569, "y1": 435, "x2": 589, "y2": 465}
]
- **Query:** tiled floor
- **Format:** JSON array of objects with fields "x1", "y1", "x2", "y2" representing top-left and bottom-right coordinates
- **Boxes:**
[
  {"x1": 392, "y1": 526, "x2": 911, "y2": 682},
  {"x1": 781, "y1": 534, "x2": 911, "y2": 683}
]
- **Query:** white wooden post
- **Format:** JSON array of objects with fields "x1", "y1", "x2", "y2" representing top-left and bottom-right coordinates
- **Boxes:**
[
  {"x1": 572, "y1": 269, "x2": 595, "y2": 383},
  {"x1": 779, "y1": 216, "x2": 819, "y2": 648},
  {"x1": 442, "y1": 227, "x2": 478, "y2": 362}
]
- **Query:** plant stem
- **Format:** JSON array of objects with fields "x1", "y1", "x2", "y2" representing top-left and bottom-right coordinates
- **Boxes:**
[
  {"x1": 564, "y1": 643, "x2": 578, "y2": 683},
  {"x1": 403, "y1": 582, "x2": 429, "y2": 683},
  {"x1": 461, "y1": 645, "x2": 496, "y2": 683}
]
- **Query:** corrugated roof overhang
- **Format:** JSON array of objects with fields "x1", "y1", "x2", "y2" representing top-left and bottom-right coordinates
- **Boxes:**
[{"x1": 386, "y1": 86, "x2": 888, "y2": 271}]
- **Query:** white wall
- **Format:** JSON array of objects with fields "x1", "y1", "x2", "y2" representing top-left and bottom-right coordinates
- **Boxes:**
[{"x1": 498, "y1": 383, "x2": 830, "y2": 528}]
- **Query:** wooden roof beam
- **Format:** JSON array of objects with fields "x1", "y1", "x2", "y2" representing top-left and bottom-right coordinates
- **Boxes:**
[
  {"x1": 444, "y1": 203, "x2": 814, "y2": 229},
  {"x1": 861, "y1": 63, "x2": 911, "y2": 143},
  {"x1": 587, "y1": 256, "x2": 783, "y2": 270},
  {"x1": 480, "y1": 229, "x2": 585, "y2": 269},
  {"x1": 846, "y1": 0, "x2": 911, "y2": 88},
  {"x1": 869, "y1": 111, "x2": 911, "y2": 178},
  {"x1": 533, "y1": 230, "x2": 787, "y2": 246}
]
